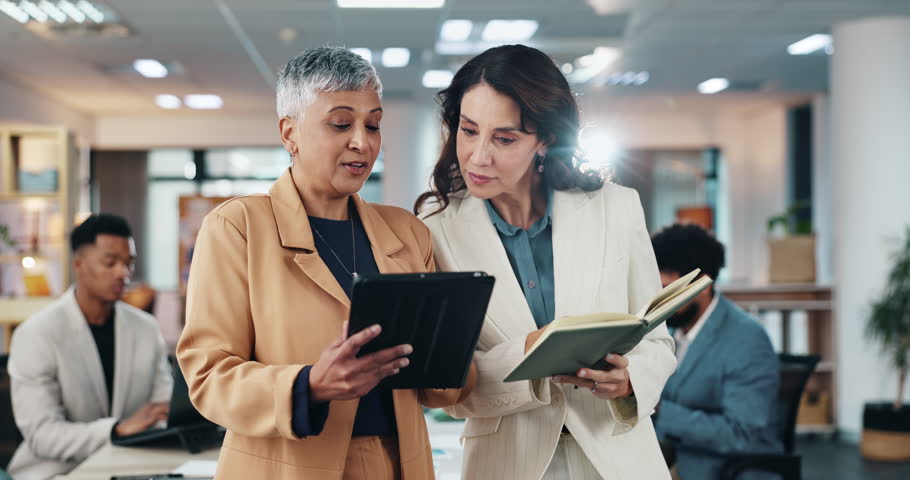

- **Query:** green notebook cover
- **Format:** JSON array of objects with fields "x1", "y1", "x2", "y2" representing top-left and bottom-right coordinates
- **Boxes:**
[{"x1": 503, "y1": 269, "x2": 711, "y2": 382}]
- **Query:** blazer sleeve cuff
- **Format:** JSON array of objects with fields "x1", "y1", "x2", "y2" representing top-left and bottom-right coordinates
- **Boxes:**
[
  {"x1": 606, "y1": 394, "x2": 639, "y2": 435},
  {"x1": 655, "y1": 399, "x2": 689, "y2": 439},
  {"x1": 291, "y1": 366, "x2": 330, "y2": 438}
]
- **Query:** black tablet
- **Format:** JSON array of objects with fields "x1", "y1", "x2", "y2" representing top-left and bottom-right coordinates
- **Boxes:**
[{"x1": 348, "y1": 272, "x2": 494, "y2": 389}]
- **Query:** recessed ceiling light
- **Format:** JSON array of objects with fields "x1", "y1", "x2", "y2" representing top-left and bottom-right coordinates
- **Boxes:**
[
  {"x1": 0, "y1": 1, "x2": 29, "y2": 23},
  {"x1": 155, "y1": 94, "x2": 181, "y2": 110},
  {"x1": 561, "y1": 63, "x2": 574, "y2": 74},
  {"x1": 184, "y1": 94, "x2": 223, "y2": 110},
  {"x1": 440, "y1": 19, "x2": 473, "y2": 41},
  {"x1": 481, "y1": 20, "x2": 538, "y2": 42},
  {"x1": 605, "y1": 71, "x2": 650, "y2": 86},
  {"x1": 787, "y1": 34, "x2": 833, "y2": 55},
  {"x1": 38, "y1": 1, "x2": 66, "y2": 22},
  {"x1": 422, "y1": 70, "x2": 453, "y2": 88},
  {"x1": 697, "y1": 78, "x2": 729, "y2": 94},
  {"x1": 58, "y1": 0, "x2": 85, "y2": 22},
  {"x1": 338, "y1": 0, "x2": 444, "y2": 8},
  {"x1": 133, "y1": 59, "x2": 169, "y2": 78},
  {"x1": 381, "y1": 48, "x2": 410, "y2": 68},
  {"x1": 350, "y1": 48, "x2": 372, "y2": 64},
  {"x1": 19, "y1": 1, "x2": 48, "y2": 22},
  {"x1": 76, "y1": 0, "x2": 104, "y2": 22}
]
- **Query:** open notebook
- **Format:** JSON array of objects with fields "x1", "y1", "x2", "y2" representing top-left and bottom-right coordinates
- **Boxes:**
[{"x1": 503, "y1": 269, "x2": 712, "y2": 382}]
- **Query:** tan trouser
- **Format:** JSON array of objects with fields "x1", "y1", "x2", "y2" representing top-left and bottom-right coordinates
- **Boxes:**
[{"x1": 342, "y1": 436, "x2": 402, "y2": 480}]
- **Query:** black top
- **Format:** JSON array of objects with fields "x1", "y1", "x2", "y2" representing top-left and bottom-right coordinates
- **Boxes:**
[
  {"x1": 290, "y1": 206, "x2": 397, "y2": 438},
  {"x1": 88, "y1": 311, "x2": 116, "y2": 409}
]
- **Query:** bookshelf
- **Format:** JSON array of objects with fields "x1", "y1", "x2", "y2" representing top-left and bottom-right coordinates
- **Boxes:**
[{"x1": 0, "y1": 125, "x2": 78, "y2": 350}]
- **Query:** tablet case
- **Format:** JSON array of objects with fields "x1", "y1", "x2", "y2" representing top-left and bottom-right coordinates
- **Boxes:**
[{"x1": 348, "y1": 272, "x2": 494, "y2": 389}]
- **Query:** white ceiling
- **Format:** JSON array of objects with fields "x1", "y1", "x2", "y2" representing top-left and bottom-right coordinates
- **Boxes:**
[{"x1": 1, "y1": 0, "x2": 909, "y2": 114}]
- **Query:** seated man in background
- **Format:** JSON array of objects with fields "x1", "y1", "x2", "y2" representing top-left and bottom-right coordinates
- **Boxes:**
[
  {"x1": 652, "y1": 224, "x2": 782, "y2": 480},
  {"x1": 7, "y1": 214, "x2": 173, "y2": 480}
]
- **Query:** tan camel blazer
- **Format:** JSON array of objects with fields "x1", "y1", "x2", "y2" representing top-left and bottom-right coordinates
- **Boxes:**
[{"x1": 177, "y1": 170, "x2": 473, "y2": 480}]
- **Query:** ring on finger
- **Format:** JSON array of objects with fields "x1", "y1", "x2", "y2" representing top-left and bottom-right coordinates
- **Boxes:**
[{"x1": 591, "y1": 381, "x2": 598, "y2": 393}]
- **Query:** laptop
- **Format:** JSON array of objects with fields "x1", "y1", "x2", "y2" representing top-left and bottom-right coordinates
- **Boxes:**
[{"x1": 112, "y1": 361, "x2": 223, "y2": 453}]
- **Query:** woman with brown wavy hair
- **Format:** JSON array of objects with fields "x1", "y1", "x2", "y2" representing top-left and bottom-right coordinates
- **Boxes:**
[{"x1": 416, "y1": 44, "x2": 675, "y2": 479}]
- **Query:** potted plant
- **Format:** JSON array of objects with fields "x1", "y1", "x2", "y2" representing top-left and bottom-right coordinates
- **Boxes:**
[
  {"x1": 861, "y1": 227, "x2": 910, "y2": 462},
  {"x1": 767, "y1": 201, "x2": 815, "y2": 283}
]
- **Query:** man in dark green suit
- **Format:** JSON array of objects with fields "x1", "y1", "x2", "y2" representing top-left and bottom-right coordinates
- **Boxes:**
[{"x1": 652, "y1": 224, "x2": 782, "y2": 480}]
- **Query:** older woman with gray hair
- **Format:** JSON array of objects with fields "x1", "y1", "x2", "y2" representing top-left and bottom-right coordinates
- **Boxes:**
[{"x1": 177, "y1": 46, "x2": 473, "y2": 480}]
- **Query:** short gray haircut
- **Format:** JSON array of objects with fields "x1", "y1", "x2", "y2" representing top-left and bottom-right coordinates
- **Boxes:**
[{"x1": 276, "y1": 46, "x2": 383, "y2": 118}]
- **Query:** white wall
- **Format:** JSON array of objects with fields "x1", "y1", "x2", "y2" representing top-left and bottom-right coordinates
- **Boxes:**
[
  {"x1": 93, "y1": 102, "x2": 443, "y2": 211},
  {"x1": 0, "y1": 75, "x2": 95, "y2": 144},
  {"x1": 94, "y1": 112, "x2": 279, "y2": 149},
  {"x1": 577, "y1": 99, "x2": 791, "y2": 285}
]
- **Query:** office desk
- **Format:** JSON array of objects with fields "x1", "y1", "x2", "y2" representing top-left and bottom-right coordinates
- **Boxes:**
[
  {"x1": 54, "y1": 444, "x2": 219, "y2": 480},
  {"x1": 53, "y1": 413, "x2": 464, "y2": 480}
]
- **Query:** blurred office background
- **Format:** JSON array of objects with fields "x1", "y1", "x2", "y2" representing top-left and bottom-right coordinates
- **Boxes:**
[{"x1": 1, "y1": 1, "x2": 910, "y2": 479}]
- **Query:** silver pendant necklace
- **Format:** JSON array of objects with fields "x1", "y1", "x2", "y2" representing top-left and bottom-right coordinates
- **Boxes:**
[{"x1": 311, "y1": 215, "x2": 358, "y2": 279}]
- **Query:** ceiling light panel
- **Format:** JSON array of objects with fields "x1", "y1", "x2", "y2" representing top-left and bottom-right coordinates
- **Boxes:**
[
  {"x1": 788, "y1": 34, "x2": 833, "y2": 55},
  {"x1": 481, "y1": 20, "x2": 538, "y2": 42},
  {"x1": 440, "y1": 19, "x2": 472, "y2": 41},
  {"x1": 0, "y1": 1, "x2": 29, "y2": 23},
  {"x1": 185, "y1": 94, "x2": 223, "y2": 110},
  {"x1": 133, "y1": 59, "x2": 169, "y2": 78},
  {"x1": 338, "y1": 0, "x2": 444, "y2": 8},
  {"x1": 350, "y1": 48, "x2": 372, "y2": 63},
  {"x1": 38, "y1": 1, "x2": 65, "y2": 22},
  {"x1": 422, "y1": 70, "x2": 453, "y2": 88},
  {"x1": 155, "y1": 94, "x2": 181, "y2": 109},
  {"x1": 697, "y1": 78, "x2": 729, "y2": 94},
  {"x1": 381, "y1": 48, "x2": 410, "y2": 68}
]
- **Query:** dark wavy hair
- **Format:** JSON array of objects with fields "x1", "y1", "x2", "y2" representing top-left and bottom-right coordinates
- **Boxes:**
[
  {"x1": 414, "y1": 44, "x2": 603, "y2": 215},
  {"x1": 651, "y1": 224, "x2": 726, "y2": 282}
]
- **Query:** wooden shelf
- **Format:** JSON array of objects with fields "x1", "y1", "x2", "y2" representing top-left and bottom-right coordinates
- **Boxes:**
[
  {"x1": 0, "y1": 253, "x2": 60, "y2": 264},
  {"x1": 733, "y1": 299, "x2": 833, "y2": 311},
  {"x1": 0, "y1": 192, "x2": 60, "y2": 200},
  {"x1": 796, "y1": 424, "x2": 837, "y2": 435},
  {"x1": 0, "y1": 125, "x2": 77, "y2": 295}
]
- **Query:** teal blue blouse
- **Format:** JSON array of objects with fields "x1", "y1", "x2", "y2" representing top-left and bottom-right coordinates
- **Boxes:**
[{"x1": 484, "y1": 190, "x2": 556, "y2": 328}]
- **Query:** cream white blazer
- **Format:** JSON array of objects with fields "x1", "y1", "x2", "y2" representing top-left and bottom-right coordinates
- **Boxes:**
[
  {"x1": 421, "y1": 184, "x2": 676, "y2": 480},
  {"x1": 6, "y1": 288, "x2": 173, "y2": 480}
]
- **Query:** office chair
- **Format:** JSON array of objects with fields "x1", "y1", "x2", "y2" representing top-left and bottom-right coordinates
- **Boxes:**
[
  {"x1": 718, "y1": 353, "x2": 821, "y2": 480},
  {"x1": 0, "y1": 354, "x2": 23, "y2": 469}
]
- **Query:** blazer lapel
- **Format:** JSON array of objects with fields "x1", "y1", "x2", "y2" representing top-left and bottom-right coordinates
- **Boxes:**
[
  {"x1": 61, "y1": 288, "x2": 110, "y2": 416},
  {"x1": 271, "y1": 170, "x2": 351, "y2": 308},
  {"x1": 550, "y1": 190, "x2": 603, "y2": 319},
  {"x1": 669, "y1": 297, "x2": 729, "y2": 388},
  {"x1": 440, "y1": 194, "x2": 536, "y2": 341},
  {"x1": 111, "y1": 302, "x2": 135, "y2": 418},
  {"x1": 353, "y1": 196, "x2": 410, "y2": 274}
]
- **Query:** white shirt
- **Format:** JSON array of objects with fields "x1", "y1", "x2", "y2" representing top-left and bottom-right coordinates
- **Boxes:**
[{"x1": 673, "y1": 295, "x2": 719, "y2": 362}]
